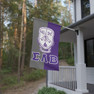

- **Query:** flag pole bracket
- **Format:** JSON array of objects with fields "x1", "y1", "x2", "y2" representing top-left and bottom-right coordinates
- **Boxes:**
[{"x1": 63, "y1": 26, "x2": 79, "y2": 35}]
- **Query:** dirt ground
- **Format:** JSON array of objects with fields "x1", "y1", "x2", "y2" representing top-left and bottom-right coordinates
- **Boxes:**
[
  {"x1": 3, "y1": 78, "x2": 46, "y2": 94},
  {"x1": 3, "y1": 60, "x2": 68, "y2": 94},
  {"x1": 59, "y1": 60, "x2": 69, "y2": 66}
]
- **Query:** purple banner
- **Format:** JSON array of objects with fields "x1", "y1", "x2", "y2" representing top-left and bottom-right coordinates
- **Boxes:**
[{"x1": 44, "y1": 22, "x2": 61, "y2": 71}]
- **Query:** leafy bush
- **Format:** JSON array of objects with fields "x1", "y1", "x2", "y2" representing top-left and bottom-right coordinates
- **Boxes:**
[
  {"x1": 0, "y1": 69, "x2": 46, "y2": 91},
  {"x1": 1, "y1": 76, "x2": 18, "y2": 85},
  {"x1": 23, "y1": 69, "x2": 46, "y2": 81},
  {"x1": 38, "y1": 87, "x2": 66, "y2": 94},
  {"x1": 0, "y1": 68, "x2": 12, "y2": 75},
  {"x1": 58, "y1": 42, "x2": 73, "y2": 60},
  {"x1": 66, "y1": 57, "x2": 74, "y2": 66},
  {"x1": 2, "y1": 46, "x2": 19, "y2": 71},
  {"x1": 1, "y1": 75, "x2": 25, "y2": 91}
]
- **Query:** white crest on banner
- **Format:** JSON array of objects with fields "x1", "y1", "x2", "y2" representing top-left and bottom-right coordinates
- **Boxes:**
[{"x1": 38, "y1": 27, "x2": 54, "y2": 53}]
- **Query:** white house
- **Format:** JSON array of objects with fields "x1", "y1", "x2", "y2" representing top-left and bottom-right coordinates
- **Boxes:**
[{"x1": 47, "y1": 0, "x2": 94, "y2": 94}]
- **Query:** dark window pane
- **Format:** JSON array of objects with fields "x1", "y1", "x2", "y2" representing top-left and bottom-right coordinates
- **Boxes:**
[
  {"x1": 81, "y1": 0, "x2": 90, "y2": 18},
  {"x1": 85, "y1": 39, "x2": 94, "y2": 67}
]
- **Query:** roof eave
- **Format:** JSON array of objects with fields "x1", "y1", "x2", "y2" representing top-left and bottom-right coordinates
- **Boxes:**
[{"x1": 60, "y1": 13, "x2": 94, "y2": 34}]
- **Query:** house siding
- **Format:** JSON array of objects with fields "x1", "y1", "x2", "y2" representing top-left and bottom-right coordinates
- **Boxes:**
[
  {"x1": 76, "y1": 0, "x2": 81, "y2": 21},
  {"x1": 72, "y1": 1, "x2": 75, "y2": 23},
  {"x1": 87, "y1": 68, "x2": 94, "y2": 84},
  {"x1": 90, "y1": 0, "x2": 94, "y2": 14}
]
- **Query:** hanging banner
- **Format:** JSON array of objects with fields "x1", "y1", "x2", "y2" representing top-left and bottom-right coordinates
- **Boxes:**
[{"x1": 30, "y1": 18, "x2": 61, "y2": 71}]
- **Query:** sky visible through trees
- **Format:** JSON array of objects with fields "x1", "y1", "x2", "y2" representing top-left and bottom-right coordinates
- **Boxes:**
[{"x1": 4, "y1": 0, "x2": 74, "y2": 26}]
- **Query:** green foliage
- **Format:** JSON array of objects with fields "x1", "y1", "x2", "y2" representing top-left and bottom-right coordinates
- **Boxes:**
[
  {"x1": 0, "y1": 75, "x2": 20, "y2": 91},
  {"x1": 38, "y1": 87, "x2": 66, "y2": 94},
  {"x1": 3, "y1": 29, "x2": 19, "y2": 70},
  {"x1": 25, "y1": 30, "x2": 33, "y2": 66},
  {"x1": 1, "y1": 76, "x2": 18, "y2": 85},
  {"x1": 66, "y1": 57, "x2": 74, "y2": 66},
  {"x1": 2, "y1": 45, "x2": 19, "y2": 71},
  {"x1": 1, "y1": 76, "x2": 25, "y2": 91},
  {"x1": 0, "y1": 68, "x2": 12, "y2": 74},
  {"x1": 29, "y1": 0, "x2": 62, "y2": 23},
  {"x1": 59, "y1": 42, "x2": 72, "y2": 60},
  {"x1": 58, "y1": 42, "x2": 74, "y2": 66},
  {"x1": 58, "y1": 43, "x2": 63, "y2": 60},
  {"x1": 23, "y1": 69, "x2": 46, "y2": 81},
  {"x1": 0, "y1": 69, "x2": 46, "y2": 91}
]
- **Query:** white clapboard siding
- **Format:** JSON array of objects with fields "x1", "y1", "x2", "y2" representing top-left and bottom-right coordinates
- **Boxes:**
[
  {"x1": 90, "y1": 0, "x2": 94, "y2": 14},
  {"x1": 87, "y1": 68, "x2": 94, "y2": 84}
]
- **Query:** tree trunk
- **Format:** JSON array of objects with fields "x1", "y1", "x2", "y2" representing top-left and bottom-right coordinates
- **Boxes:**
[
  {"x1": 68, "y1": 0, "x2": 72, "y2": 24},
  {"x1": 0, "y1": 1, "x2": 3, "y2": 70},
  {"x1": 14, "y1": 28, "x2": 18, "y2": 46},
  {"x1": 18, "y1": 3, "x2": 24, "y2": 82},
  {"x1": 21, "y1": 0, "x2": 27, "y2": 76}
]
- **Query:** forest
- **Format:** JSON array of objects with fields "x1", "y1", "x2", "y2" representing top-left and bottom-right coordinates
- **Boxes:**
[{"x1": 0, "y1": 0, "x2": 74, "y2": 92}]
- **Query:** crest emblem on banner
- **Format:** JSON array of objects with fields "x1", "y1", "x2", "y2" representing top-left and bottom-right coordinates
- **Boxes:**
[{"x1": 38, "y1": 27, "x2": 54, "y2": 53}]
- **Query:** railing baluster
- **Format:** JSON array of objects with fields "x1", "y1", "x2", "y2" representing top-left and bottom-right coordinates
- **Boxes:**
[
  {"x1": 71, "y1": 69, "x2": 74, "y2": 90},
  {"x1": 69, "y1": 69, "x2": 71, "y2": 88},
  {"x1": 66, "y1": 68, "x2": 68, "y2": 88},
  {"x1": 73, "y1": 68, "x2": 74, "y2": 90},
  {"x1": 49, "y1": 66, "x2": 77, "y2": 91}
]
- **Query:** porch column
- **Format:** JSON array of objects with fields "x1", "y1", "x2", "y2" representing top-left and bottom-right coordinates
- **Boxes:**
[{"x1": 76, "y1": 30, "x2": 88, "y2": 94}]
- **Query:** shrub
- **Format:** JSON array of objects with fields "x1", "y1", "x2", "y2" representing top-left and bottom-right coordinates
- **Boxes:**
[
  {"x1": 23, "y1": 69, "x2": 46, "y2": 81},
  {"x1": 1, "y1": 76, "x2": 18, "y2": 85},
  {"x1": 0, "y1": 68, "x2": 12, "y2": 74},
  {"x1": 38, "y1": 87, "x2": 66, "y2": 94},
  {"x1": 66, "y1": 57, "x2": 74, "y2": 66},
  {"x1": 1, "y1": 76, "x2": 25, "y2": 91},
  {"x1": 0, "y1": 69, "x2": 46, "y2": 91}
]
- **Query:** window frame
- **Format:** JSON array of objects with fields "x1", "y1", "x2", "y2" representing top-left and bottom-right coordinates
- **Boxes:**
[
  {"x1": 81, "y1": 0, "x2": 90, "y2": 18},
  {"x1": 85, "y1": 38, "x2": 94, "y2": 67}
]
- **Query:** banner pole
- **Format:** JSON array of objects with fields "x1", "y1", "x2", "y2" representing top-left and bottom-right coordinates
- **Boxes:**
[{"x1": 46, "y1": 70, "x2": 48, "y2": 87}]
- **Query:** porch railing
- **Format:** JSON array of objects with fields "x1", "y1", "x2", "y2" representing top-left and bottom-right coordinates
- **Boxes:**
[{"x1": 48, "y1": 66, "x2": 77, "y2": 91}]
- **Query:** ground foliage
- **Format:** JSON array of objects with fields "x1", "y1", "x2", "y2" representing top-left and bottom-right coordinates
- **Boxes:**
[
  {"x1": 38, "y1": 87, "x2": 66, "y2": 94},
  {"x1": 0, "y1": 68, "x2": 46, "y2": 90}
]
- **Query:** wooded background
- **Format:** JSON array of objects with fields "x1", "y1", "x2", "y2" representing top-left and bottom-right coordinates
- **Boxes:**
[{"x1": 0, "y1": 0, "x2": 74, "y2": 89}]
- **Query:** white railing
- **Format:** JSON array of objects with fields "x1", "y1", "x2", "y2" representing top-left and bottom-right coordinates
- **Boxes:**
[{"x1": 48, "y1": 66, "x2": 77, "y2": 91}]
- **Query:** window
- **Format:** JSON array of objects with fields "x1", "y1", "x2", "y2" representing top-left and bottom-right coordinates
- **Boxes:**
[
  {"x1": 85, "y1": 39, "x2": 94, "y2": 67},
  {"x1": 81, "y1": 0, "x2": 90, "y2": 18}
]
